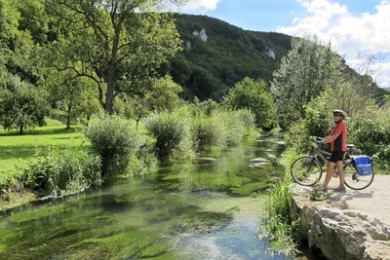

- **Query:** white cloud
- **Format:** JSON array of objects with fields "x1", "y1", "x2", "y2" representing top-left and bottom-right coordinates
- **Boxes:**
[
  {"x1": 181, "y1": 0, "x2": 222, "y2": 11},
  {"x1": 277, "y1": 0, "x2": 390, "y2": 88},
  {"x1": 164, "y1": 0, "x2": 222, "y2": 12}
]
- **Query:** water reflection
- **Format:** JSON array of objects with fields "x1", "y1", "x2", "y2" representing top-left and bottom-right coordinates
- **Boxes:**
[{"x1": 0, "y1": 134, "x2": 290, "y2": 259}]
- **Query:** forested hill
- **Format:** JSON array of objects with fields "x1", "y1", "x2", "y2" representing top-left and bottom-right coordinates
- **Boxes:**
[
  {"x1": 166, "y1": 14, "x2": 293, "y2": 101},
  {"x1": 166, "y1": 14, "x2": 388, "y2": 102}
]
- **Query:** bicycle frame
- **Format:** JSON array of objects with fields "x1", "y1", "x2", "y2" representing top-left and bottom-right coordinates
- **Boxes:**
[{"x1": 310, "y1": 145, "x2": 354, "y2": 167}]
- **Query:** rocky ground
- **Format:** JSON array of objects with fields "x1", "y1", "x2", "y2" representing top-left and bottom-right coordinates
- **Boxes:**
[{"x1": 290, "y1": 174, "x2": 390, "y2": 260}]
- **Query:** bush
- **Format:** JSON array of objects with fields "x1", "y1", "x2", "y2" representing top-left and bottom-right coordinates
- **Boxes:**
[
  {"x1": 86, "y1": 115, "x2": 140, "y2": 177},
  {"x1": 144, "y1": 110, "x2": 192, "y2": 161},
  {"x1": 24, "y1": 147, "x2": 101, "y2": 198},
  {"x1": 190, "y1": 108, "x2": 256, "y2": 152},
  {"x1": 213, "y1": 109, "x2": 246, "y2": 146},
  {"x1": 191, "y1": 116, "x2": 225, "y2": 152}
]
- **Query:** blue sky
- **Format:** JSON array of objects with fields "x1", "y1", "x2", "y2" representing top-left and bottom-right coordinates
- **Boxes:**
[{"x1": 175, "y1": 0, "x2": 390, "y2": 88}]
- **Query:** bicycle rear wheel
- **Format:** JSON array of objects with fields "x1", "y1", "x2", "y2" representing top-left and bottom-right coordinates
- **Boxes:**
[
  {"x1": 291, "y1": 156, "x2": 322, "y2": 186},
  {"x1": 344, "y1": 163, "x2": 375, "y2": 190}
]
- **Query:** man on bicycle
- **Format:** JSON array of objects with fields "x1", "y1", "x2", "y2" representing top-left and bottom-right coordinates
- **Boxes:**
[{"x1": 317, "y1": 109, "x2": 348, "y2": 193}]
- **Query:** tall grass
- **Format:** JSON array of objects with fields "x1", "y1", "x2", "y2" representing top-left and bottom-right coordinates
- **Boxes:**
[{"x1": 262, "y1": 177, "x2": 298, "y2": 256}]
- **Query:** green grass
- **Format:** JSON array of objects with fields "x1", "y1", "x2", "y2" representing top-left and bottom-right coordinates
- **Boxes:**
[{"x1": 0, "y1": 124, "x2": 89, "y2": 183}]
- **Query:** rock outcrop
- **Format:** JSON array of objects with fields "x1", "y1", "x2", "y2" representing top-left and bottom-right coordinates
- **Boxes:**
[
  {"x1": 193, "y1": 29, "x2": 208, "y2": 42},
  {"x1": 290, "y1": 185, "x2": 390, "y2": 260}
]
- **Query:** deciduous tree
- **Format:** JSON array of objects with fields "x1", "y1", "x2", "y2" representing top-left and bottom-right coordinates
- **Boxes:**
[
  {"x1": 45, "y1": 0, "x2": 186, "y2": 114},
  {"x1": 227, "y1": 77, "x2": 275, "y2": 130},
  {"x1": 271, "y1": 36, "x2": 342, "y2": 129}
]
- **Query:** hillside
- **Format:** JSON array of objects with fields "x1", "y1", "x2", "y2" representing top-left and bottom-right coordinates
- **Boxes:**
[
  {"x1": 167, "y1": 14, "x2": 387, "y2": 102},
  {"x1": 167, "y1": 14, "x2": 292, "y2": 101}
]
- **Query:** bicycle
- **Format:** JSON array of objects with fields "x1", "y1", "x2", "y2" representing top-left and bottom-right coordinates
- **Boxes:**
[{"x1": 290, "y1": 141, "x2": 374, "y2": 190}]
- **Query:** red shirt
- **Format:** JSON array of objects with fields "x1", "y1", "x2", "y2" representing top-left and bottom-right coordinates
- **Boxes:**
[{"x1": 330, "y1": 121, "x2": 347, "y2": 152}]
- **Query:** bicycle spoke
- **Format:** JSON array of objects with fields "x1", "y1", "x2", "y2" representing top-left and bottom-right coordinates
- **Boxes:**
[
  {"x1": 291, "y1": 156, "x2": 322, "y2": 186},
  {"x1": 344, "y1": 164, "x2": 374, "y2": 190}
]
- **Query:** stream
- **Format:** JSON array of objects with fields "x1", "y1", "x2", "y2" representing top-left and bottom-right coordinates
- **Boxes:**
[{"x1": 0, "y1": 134, "x2": 291, "y2": 259}]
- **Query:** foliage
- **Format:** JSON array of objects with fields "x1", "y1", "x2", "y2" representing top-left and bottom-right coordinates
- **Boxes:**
[
  {"x1": 23, "y1": 147, "x2": 101, "y2": 197},
  {"x1": 45, "y1": 0, "x2": 184, "y2": 113},
  {"x1": 144, "y1": 75, "x2": 184, "y2": 112},
  {"x1": 188, "y1": 97, "x2": 219, "y2": 117},
  {"x1": 187, "y1": 99, "x2": 256, "y2": 153},
  {"x1": 226, "y1": 77, "x2": 275, "y2": 130},
  {"x1": 86, "y1": 114, "x2": 140, "y2": 177},
  {"x1": 144, "y1": 109, "x2": 192, "y2": 161},
  {"x1": 0, "y1": 83, "x2": 48, "y2": 134},
  {"x1": 191, "y1": 113, "x2": 226, "y2": 152},
  {"x1": 42, "y1": 66, "x2": 102, "y2": 128},
  {"x1": 303, "y1": 95, "x2": 333, "y2": 138},
  {"x1": 271, "y1": 36, "x2": 342, "y2": 129},
  {"x1": 262, "y1": 178, "x2": 298, "y2": 256},
  {"x1": 214, "y1": 109, "x2": 255, "y2": 146},
  {"x1": 348, "y1": 105, "x2": 390, "y2": 170}
]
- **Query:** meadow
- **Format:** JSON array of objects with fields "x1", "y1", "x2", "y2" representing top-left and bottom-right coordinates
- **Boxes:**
[{"x1": 0, "y1": 120, "x2": 88, "y2": 183}]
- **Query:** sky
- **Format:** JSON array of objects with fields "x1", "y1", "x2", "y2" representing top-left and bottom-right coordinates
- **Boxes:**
[{"x1": 171, "y1": 0, "x2": 390, "y2": 88}]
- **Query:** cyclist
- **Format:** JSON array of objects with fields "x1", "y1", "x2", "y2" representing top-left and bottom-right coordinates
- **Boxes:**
[{"x1": 316, "y1": 109, "x2": 348, "y2": 193}]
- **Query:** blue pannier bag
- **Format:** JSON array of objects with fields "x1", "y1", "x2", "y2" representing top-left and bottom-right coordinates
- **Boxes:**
[{"x1": 352, "y1": 155, "x2": 372, "y2": 176}]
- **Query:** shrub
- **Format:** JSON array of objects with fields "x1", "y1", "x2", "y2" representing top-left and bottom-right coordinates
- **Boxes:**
[
  {"x1": 213, "y1": 109, "x2": 246, "y2": 146},
  {"x1": 86, "y1": 115, "x2": 140, "y2": 177},
  {"x1": 24, "y1": 147, "x2": 101, "y2": 198},
  {"x1": 144, "y1": 110, "x2": 192, "y2": 161},
  {"x1": 191, "y1": 116, "x2": 225, "y2": 152}
]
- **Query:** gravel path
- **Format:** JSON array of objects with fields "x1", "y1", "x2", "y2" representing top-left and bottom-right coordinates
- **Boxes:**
[{"x1": 319, "y1": 174, "x2": 390, "y2": 225}]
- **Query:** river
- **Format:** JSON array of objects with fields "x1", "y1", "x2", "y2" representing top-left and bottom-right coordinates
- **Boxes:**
[{"x1": 0, "y1": 133, "x2": 290, "y2": 259}]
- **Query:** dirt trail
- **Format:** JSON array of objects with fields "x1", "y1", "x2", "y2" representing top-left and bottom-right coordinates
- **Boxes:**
[{"x1": 320, "y1": 174, "x2": 390, "y2": 225}]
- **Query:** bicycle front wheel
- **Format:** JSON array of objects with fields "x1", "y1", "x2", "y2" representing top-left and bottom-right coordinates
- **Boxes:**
[
  {"x1": 291, "y1": 156, "x2": 322, "y2": 186},
  {"x1": 344, "y1": 163, "x2": 374, "y2": 190}
]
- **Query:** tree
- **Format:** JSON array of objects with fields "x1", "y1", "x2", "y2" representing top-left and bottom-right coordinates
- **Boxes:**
[
  {"x1": 144, "y1": 75, "x2": 183, "y2": 112},
  {"x1": 0, "y1": 83, "x2": 48, "y2": 135},
  {"x1": 227, "y1": 77, "x2": 275, "y2": 130},
  {"x1": 271, "y1": 36, "x2": 342, "y2": 129},
  {"x1": 45, "y1": 0, "x2": 186, "y2": 114},
  {"x1": 44, "y1": 69, "x2": 101, "y2": 129}
]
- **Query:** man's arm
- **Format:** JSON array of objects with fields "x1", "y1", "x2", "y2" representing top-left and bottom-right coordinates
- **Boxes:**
[{"x1": 320, "y1": 133, "x2": 340, "y2": 144}]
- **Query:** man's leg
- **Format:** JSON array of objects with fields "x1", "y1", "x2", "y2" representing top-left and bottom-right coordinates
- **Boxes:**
[
  {"x1": 323, "y1": 161, "x2": 336, "y2": 187},
  {"x1": 336, "y1": 160, "x2": 345, "y2": 188}
]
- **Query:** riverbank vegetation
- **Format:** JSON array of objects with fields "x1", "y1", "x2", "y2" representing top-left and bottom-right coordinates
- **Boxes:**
[{"x1": 0, "y1": 103, "x2": 259, "y2": 208}]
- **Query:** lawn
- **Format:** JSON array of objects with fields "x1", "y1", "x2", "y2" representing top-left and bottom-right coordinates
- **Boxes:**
[{"x1": 0, "y1": 123, "x2": 89, "y2": 183}]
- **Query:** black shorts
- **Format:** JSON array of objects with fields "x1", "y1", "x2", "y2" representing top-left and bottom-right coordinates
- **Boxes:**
[{"x1": 329, "y1": 151, "x2": 345, "y2": 163}]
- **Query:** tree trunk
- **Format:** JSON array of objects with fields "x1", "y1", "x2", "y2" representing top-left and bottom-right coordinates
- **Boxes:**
[
  {"x1": 66, "y1": 105, "x2": 72, "y2": 129},
  {"x1": 19, "y1": 123, "x2": 24, "y2": 135},
  {"x1": 105, "y1": 78, "x2": 115, "y2": 114}
]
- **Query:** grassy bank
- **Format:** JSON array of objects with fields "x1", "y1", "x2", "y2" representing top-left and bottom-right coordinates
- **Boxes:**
[
  {"x1": 0, "y1": 121, "x2": 89, "y2": 210},
  {"x1": 0, "y1": 125, "x2": 87, "y2": 182}
]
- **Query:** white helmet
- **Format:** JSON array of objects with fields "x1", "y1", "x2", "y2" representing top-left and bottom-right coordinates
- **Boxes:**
[{"x1": 333, "y1": 109, "x2": 347, "y2": 118}]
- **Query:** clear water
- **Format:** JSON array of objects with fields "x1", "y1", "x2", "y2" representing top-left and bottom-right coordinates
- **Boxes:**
[{"x1": 0, "y1": 134, "x2": 290, "y2": 259}]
